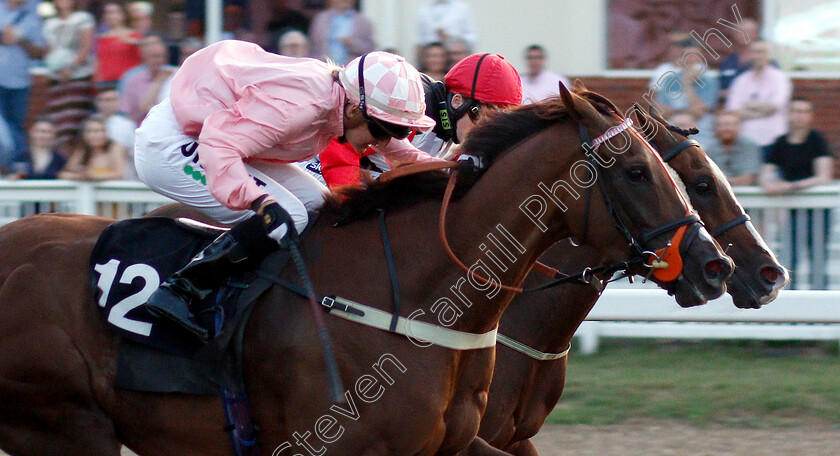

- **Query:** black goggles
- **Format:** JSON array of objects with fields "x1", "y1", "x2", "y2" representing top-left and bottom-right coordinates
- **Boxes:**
[{"x1": 365, "y1": 116, "x2": 413, "y2": 141}]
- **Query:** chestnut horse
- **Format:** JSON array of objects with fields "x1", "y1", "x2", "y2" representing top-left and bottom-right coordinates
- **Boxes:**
[
  {"x1": 474, "y1": 96, "x2": 788, "y2": 456},
  {"x1": 0, "y1": 86, "x2": 731, "y2": 456}
]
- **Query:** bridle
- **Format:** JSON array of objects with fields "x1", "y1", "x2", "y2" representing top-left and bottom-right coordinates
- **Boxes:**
[
  {"x1": 654, "y1": 128, "x2": 752, "y2": 239},
  {"x1": 431, "y1": 107, "x2": 705, "y2": 293},
  {"x1": 576, "y1": 118, "x2": 702, "y2": 283}
]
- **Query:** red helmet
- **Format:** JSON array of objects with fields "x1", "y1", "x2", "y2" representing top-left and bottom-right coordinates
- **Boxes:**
[{"x1": 444, "y1": 53, "x2": 522, "y2": 108}]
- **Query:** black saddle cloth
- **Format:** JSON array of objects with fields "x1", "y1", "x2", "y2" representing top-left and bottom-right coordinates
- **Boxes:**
[{"x1": 90, "y1": 217, "x2": 296, "y2": 394}]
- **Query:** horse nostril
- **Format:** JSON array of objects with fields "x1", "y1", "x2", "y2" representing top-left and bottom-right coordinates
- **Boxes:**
[
  {"x1": 704, "y1": 259, "x2": 732, "y2": 284},
  {"x1": 760, "y1": 266, "x2": 787, "y2": 287}
]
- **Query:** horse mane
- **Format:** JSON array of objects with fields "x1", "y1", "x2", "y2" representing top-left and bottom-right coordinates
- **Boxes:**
[
  {"x1": 573, "y1": 90, "x2": 624, "y2": 119},
  {"x1": 324, "y1": 99, "x2": 573, "y2": 223},
  {"x1": 665, "y1": 124, "x2": 700, "y2": 138},
  {"x1": 575, "y1": 88, "x2": 700, "y2": 138}
]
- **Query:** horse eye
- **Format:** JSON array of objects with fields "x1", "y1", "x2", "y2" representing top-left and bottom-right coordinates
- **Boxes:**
[
  {"x1": 626, "y1": 167, "x2": 647, "y2": 182},
  {"x1": 696, "y1": 181, "x2": 712, "y2": 194}
]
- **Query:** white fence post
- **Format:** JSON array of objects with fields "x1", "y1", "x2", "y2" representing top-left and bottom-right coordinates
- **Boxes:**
[{"x1": 576, "y1": 322, "x2": 600, "y2": 355}]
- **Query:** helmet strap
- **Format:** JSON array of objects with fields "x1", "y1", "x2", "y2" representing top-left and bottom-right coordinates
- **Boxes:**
[
  {"x1": 443, "y1": 53, "x2": 489, "y2": 144},
  {"x1": 446, "y1": 93, "x2": 479, "y2": 144},
  {"x1": 469, "y1": 53, "x2": 490, "y2": 99},
  {"x1": 357, "y1": 53, "x2": 371, "y2": 121}
]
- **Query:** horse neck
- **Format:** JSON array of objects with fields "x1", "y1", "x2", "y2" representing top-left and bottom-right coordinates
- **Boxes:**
[{"x1": 439, "y1": 125, "x2": 579, "y2": 333}]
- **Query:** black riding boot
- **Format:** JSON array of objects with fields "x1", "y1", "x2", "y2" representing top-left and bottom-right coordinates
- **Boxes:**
[{"x1": 145, "y1": 215, "x2": 279, "y2": 342}]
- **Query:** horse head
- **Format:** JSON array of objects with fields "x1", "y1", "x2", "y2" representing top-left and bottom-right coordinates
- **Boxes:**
[
  {"x1": 632, "y1": 104, "x2": 788, "y2": 307},
  {"x1": 549, "y1": 81, "x2": 733, "y2": 306}
]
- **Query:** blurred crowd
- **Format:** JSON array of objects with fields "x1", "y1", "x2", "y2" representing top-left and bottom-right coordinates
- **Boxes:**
[
  {"x1": 1, "y1": 0, "x2": 488, "y2": 181},
  {"x1": 0, "y1": 1, "x2": 833, "y2": 199},
  {"x1": 0, "y1": 0, "x2": 835, "y2": 287}
]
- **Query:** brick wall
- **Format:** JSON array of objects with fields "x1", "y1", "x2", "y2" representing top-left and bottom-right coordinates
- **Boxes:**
[{"x1": 570, "y1": 76, "x2": 840, "y2": 176}]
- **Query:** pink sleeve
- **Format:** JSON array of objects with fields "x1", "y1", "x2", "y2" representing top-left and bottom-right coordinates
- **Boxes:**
[
  {"x1": 197, "y1": 86, "x2": 325, "y2": 210},
  {"x1": 197, "y1": 110, "x2": 271, "y2": 211},
  {"x1": 375, "y1": 138, "x2": 445, "y2": 168}
]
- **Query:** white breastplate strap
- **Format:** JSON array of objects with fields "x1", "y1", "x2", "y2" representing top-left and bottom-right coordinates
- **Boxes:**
[
  {"x1": 496, "y1": 334, "x2": 571, "y2": 361},
  {"x1": 321, "y1": 296, "x2": 497, "y2": 350}
]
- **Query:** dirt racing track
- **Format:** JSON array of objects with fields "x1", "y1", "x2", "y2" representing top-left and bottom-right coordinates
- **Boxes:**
[{"x1": 4, "y1": 420, "x2": 835, "y2": 456}]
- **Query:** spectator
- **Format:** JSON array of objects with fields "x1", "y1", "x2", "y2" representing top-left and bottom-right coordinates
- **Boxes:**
[
  {"x1": 725, "y1": 39, "x2": 792, "y2": 147},
  {"x1": 94, "y1": 88, "x2": 137, "y2": 150},
  {"x1": 41, "y1": 0, "x2": 96, "y2": 148},
  {"x1": 648, "y1": 31, "x2": 689, "y2": 86},
  {"x1": 760, "y1": 97, "x2": 833, "y2": 288},
  {"x1": 308, "y1": 0, "x2": 374, "y2": 65},
  {"x1": 59, "y1": 115, "x2": 126, "y2": 180},
  {"x1": 0, "y1": 116, "x2": 15, "y2": 174},
  {"x1": 95, "y1": 2, "x2": 142, "y2": 86},
  {"x1": 0, "y1": 0, "x2": 45, "y2": 172},
  {"x1": 520, "y1": 44, "x2": 570, "y2": 105},
  {"x1": 176, "y1": 36, "x2": 203, "y2": 65},
  {"x1": 443, "y1": 36, "x2": 471, "y2": 70},
  {"x1": 128, "y1": 1, "x2": 153, "y2": 36},
  {"x1": 417, "y1": 41, "x2": 447, "y2": 81},
  {"x1": 718, "y1": 17, "x2": 760, "y2": 98},
  {"x1": 121, "y1": 36, "x2": 176, "y2": 124},
  {"x1": 219, "y1": 4, "x2": 259, "y2": 44},
  {"x1": 277, "y1": 29, "x2": 309, "y2": 57},
  {"x1": 8, "y1": 117, "x2": 67, "y2": 179},
  {"x1": 650, "y1": 37, "x2": 718, "y2": 146},
  {"x1": 265, "y1": 0, "x2": 310, "y2": 54},
  {"x1": 163, "y1": 7, "x2": 186, "y2": 65},
  {"x1": 704, "y1": 110, "x2": 760, "y2": 186},
  {"x1": 415, "y1": 0, "x2": 477, "y2": 62}
]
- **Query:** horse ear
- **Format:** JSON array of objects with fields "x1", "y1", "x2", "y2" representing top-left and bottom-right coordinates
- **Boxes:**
[
  {"x1": 572, "y1": 79, "x2": 588, "y2": 93},
  {"x1": 558, "y1": 80, "x2": 583, "y2": 122},
  {"x1": 647, "y1": 105, "x2": 668, "y2": 125},
  {"x1": 632, "y1": 103, "x2": 649, "y2": 129}
]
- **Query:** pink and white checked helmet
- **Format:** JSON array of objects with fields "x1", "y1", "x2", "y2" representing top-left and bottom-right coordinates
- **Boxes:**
[{"x1": 339, "y1": 52, "x2": 436, "y2": 132}]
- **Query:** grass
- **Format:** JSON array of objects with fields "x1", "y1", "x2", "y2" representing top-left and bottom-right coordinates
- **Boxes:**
[{"x1": 548, "y1": 339, "x2": 840, "y2": 427}]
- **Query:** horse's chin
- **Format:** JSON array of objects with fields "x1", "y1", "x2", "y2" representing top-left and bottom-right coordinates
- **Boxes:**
[
  {"x1": 666, "y1": 275, "x2": 709, "y2": 308},
  {"x1": 728, "y1": 268, "x2": 784, "y2": 309}
]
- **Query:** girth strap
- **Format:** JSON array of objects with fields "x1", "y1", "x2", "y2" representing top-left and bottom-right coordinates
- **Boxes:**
[
  {"x1": 261, "y1": 275, "x2": 498, "y2": 350},
  {"x1": 322, "y1": 296, "x2": 498, "y2": 350},
  {"x1": 496, "y1": 335, "x2": 571, "y2": 361}
]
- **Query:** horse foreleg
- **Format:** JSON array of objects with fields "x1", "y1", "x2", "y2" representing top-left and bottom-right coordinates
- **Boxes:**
[{"x1": 503, "y1": 439, "x2": 540, "y2": 456}]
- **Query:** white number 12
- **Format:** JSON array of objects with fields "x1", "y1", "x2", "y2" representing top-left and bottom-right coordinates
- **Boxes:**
[{"x1": 94, "y1": 260, "x2": 160, "y2": 337}]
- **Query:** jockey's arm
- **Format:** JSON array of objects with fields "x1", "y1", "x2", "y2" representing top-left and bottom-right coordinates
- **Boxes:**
[
  {"x1": 197, "y1": 92, "x2": 323, "y2": 210},
  {"x1": 376, "y1": 137, "x2": 446, "y2": 168}
]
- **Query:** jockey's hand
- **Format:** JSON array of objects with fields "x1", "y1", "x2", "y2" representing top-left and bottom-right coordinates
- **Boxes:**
[{"x1": 253, "y1": 197, "x2": 289, "y2": 244}]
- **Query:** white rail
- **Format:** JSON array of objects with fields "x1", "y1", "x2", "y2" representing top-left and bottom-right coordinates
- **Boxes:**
[
  {"x1": 0, "y1": 180, "x2": 173, "y2": 223},
  {"x1": 575, "y1": 289, "x2": 840, "y2": 354}
]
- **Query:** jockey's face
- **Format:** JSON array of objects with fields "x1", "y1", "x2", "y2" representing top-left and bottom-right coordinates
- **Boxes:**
[
  {"x1": 343, "y1": 102, "x2": 390, "y2": 152},
  {"x1": 451, "y1": 93, "x2": 497, "y2": 143}
]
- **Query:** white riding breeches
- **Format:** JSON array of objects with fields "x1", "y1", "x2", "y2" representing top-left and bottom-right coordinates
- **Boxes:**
[{"x1": 134, "y1": 99, "x2": 328, "y2": 234}]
